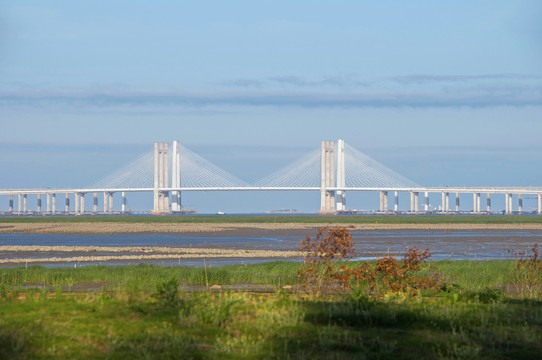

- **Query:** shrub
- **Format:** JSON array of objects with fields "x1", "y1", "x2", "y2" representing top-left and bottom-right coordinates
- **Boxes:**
[
  {"x1": 461, "y1": 288, "x2": 504, "y2": 304},
  {"x1": 298, "y1": 225, "x2": 355, "y2": 296},
  {"x1": 191, "y1": 291, "x2": 240, "y2": 327},
  {"x1": 153, "y1": 279, "x2": 180, "y2": 308},
  {"x1": 514, "y1": 244, "x2": 542, "y2": 298},
  {"x1": 298, "y1": 225, "x2": 440, "y2": 297}
]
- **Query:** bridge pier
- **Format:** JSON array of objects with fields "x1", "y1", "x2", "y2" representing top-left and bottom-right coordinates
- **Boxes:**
[
  {"x1": 473, "y1": 193, "x2": 481, "y2": 213},
  {"x1": 75, "y1": 193, "x2": 80, "y2": 214},
  {"x1": 4, "y1": 188, "x2": 542, "y2": 216},
  {"x1": 424, "y1": 192, "x2": 429, "y2": 212},
  {"x1": 378, "y1": 190, "x2": 388, "y2": 212},
  {"x1": 505, "y1": 193, "x2": 512, "y2": 214},
  {"x1": 80, "y1": 193, "x2": 85, "y2": 213},
  {"x1": 441, "y1": 192, "x2": 445, "y2": 212},
  {"x1": 455, "y1": 192, "x2": 460, "y2": 212}
]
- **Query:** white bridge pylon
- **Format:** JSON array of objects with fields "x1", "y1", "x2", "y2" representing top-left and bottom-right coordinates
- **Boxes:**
[
  {"x1": 138, "y1": 139, "x2": 418, "y2": 213},
  {"x1": 317, "y1": 140, "x2": 420, "y2": 213},
  {"x1": 90, "y1": 139, "x2": 419, "y2": 213}
]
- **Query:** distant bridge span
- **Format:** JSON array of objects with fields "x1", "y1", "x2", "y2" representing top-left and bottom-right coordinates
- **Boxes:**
[{"x1": 0, "y1": 140, "x2": 541, "y2": 215}]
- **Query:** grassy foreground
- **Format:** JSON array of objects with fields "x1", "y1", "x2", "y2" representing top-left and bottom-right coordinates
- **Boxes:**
[
  {"x1": 2, "y1": 214, "x2": 542, "y2": 224},
  {"x1": 1, "y1": 261, "x2": 542, "y2": 359}
]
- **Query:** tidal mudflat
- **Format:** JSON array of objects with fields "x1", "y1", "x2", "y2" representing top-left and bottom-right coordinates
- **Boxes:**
[{"x1": 0, "y1": 223, "x2": 541, "y2": 266}]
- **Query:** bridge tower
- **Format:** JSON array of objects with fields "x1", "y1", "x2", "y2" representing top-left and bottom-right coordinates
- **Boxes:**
[
  {"x1": 320, "y1": 140, "x2": 336, "y2": 213},
  {"x1": 152, "y1": 142, "x2": 170, "y2": 213},
  {"x1": 171, "y1": 141, "x2": 181, "y2": 211},
  {"x1": 336, "y1": 139, "x2": 346, "y2": 211}
]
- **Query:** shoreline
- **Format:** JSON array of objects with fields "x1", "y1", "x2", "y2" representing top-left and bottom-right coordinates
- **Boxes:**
[{"x1": 3, "y1": 222, "x2": 542, "y2": 234}]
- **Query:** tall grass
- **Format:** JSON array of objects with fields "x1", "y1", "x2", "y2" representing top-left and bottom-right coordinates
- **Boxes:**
[
  {"x1": 0, "y1": 262, "x2": 300, "y2": 291},
  {"x1": 0, "y1": 260, "x2": 528, "y2": 294},
  {"x1": 436, "y1": 260, "x2": 517, "y2": 290}
]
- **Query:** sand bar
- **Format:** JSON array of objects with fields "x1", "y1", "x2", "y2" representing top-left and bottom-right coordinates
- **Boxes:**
[
  {"x1": 0, "y1": 245, "x2": 302, "y2": 264},
  {"x1": 2, "y1": 222, "x2": 542, "y2": 234}
]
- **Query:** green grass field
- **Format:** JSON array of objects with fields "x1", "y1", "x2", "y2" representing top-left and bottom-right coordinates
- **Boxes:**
[
  {"x1": 1, "y1": 260, "x2": 541, "y2": 359},
  {"x1": 2, "y1": 214, "x2": 542, "y2": 224}
]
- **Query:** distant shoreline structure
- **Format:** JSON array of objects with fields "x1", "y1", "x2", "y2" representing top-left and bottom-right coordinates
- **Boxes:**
[{"x1": 265, "y1": 209, "x2": 301, "y2": 214}]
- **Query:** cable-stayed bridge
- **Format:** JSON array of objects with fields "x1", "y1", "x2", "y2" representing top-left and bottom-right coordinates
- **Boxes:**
[{"x1": 1, "y1": 140, "x2": 541, "y2": 215}]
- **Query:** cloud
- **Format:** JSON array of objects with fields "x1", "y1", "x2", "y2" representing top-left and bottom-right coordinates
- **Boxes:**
[
  {"x1": 389, "y1": 73, "x2": 542, "y2": 85},
  {"x1": 220, "y1": 79, "x2": 265, "y2": 88},
  {"x1": 1, "y1": 73, "x2": 541, "y2": 109},
  {"x1": 223, "y1": 75, "x2": 370, "y2": 89},
  {"x1": 223, "y1": 73, "x2": 542, "y2": 90}
]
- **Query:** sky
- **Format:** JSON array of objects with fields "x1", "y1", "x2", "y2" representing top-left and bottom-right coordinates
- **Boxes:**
[{"x1": 1, "y1": 1, "x2": 541, "y2": 213}]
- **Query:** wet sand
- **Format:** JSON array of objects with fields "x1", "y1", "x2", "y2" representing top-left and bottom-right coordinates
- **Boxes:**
[
  {"x1": 3, "y1": 222, "x2": 542, "y2": 235},
  {"x1": 0, "y1": 222, "x2": 320, "y2": 235}
]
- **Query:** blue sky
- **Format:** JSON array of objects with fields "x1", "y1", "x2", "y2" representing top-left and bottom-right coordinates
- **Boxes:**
[{"x1": 1, "y1": 1, "x2": 541, "y2": 212}]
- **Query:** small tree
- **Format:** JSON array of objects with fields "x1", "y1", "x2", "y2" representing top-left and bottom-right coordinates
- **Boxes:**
[
  {"x1": 298, "y1": 225, "x2": 438, "y2": 297},
  {"x1": 298, "y1": 225, "x2": 354, "y2": 296}
]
